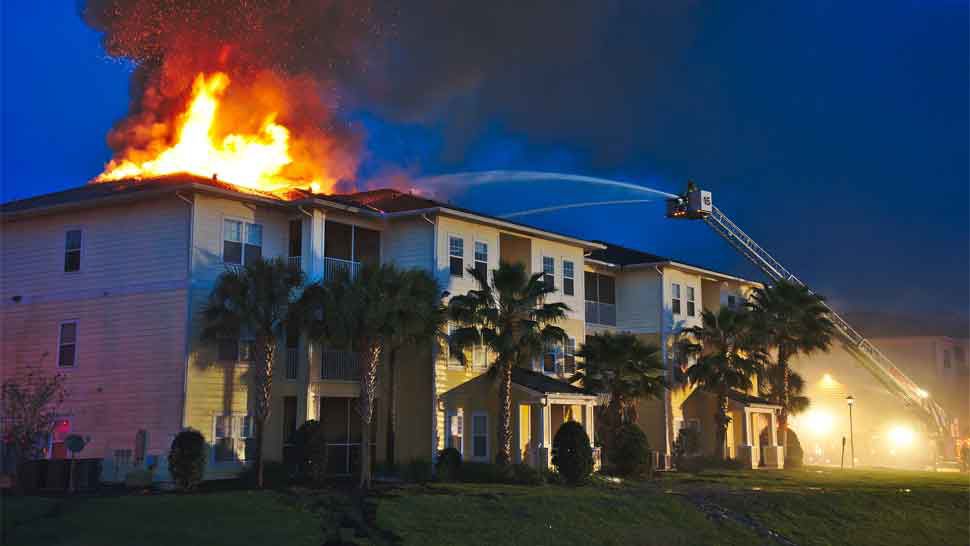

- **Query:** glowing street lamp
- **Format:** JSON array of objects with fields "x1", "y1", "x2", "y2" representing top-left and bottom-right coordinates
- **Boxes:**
[{"x1": 846, "y1": 395, "x2": 856, "y2": 468}]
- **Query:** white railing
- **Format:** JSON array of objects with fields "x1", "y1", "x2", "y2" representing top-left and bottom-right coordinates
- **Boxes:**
[
  {"x1": 585, "y1": 301, "x2": 616, "y2": 326},
  {"x1": 323, "y1": 257, "x2": 360, "y2": 280},
  {"x1": 287, "y1": 256, "x2": 302, "y2": 271},
  {"x1": 285, "y1": 348, "x2": 299, "y2": 380},
  {"x1": 321, "y1": 350, "x2": 359, "y2": 381}
]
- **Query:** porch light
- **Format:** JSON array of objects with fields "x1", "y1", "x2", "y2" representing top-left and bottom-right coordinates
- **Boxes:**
[{"x1": 845, "y1": 395, "x2": 854, "y2": 406}]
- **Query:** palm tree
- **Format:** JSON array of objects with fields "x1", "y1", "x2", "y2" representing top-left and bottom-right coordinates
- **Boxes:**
[
  {"x1": 383, "y1": 269, "x2": 446, "y2": 467},
  {"x1": 681, "y1": 307, "x2": 766, "y2": 460},
  {"x1": 201, "y1": 258, "x2": 303, "y2": 488},
  {"x1": 448, "y1": 262, "x2": 569, "y2": 466},
  {"x1": 299, "y1": 264, "x2": 440, "y2": 488},
  {"x1": 573, "y1": 332, "x2": 665, "y2": 460},
  {"x1": 760, "y1": 365, "x2": 810, "y2": 417},
  {"x1": 748, "y1": 280, "x2": 835, "y2": 448}
]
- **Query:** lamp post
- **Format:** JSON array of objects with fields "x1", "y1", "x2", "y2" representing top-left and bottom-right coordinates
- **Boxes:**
[{"x1": 846, "y1": 395, "x2": 855, "y2": 469}]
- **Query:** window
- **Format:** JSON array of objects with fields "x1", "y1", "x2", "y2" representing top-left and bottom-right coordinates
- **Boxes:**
[
  {"x1": 472, "y1": 344, "x2": 488, "y2": 370},
  {"x1": 447, "y1": 409, "x2": 464, "y2": 454},
  {"x1": 686, "y1": 286, "x2": 696, "y2": 317},
  {"x1": 285, "y1": 329, "x2": 299, "y2": 380},
  {"x1": 223, "y1": 219, "x2": 262, "y2": 266},
  {"x1": 943, "y1": 349, "x2": 952, "y2": 369},
  {"x1": 214, "y1": 414, "x2": 254, "y2": 462},
  {"x1": 449, "y1": 236, "x2": 464, "y2": 277},
  {"x1": 562, "y1": 338, "x2": 577, "y2": 376},
  {"x1": 217, "y1": 335, "x2": 255, "y2": 362},
  {"x1": 474, "y1": 241, "x2": 488, "y2": 280},
  {"x1": 542, "y1": 256, "x2": 555, "y2": 291},
  {"x1": 584, "y1": 271, "x2": 616, "y2": 325},
  {"x1": 543, "y1": 342, "x2": 557, "y2": 373},
  {"x1": 64, "y1": 230, "x2": 82, "y2": 272},
  {"x1": 671, "y1": 283, "x2": 682, "y2": 315},
  {"x1": 727, "y1": 295, "x2": 737, "y2": 309},
  {"x1": 57, "y1": 321, "x2": 77, "y2": 368},
  {"x1": 471, "y1": 412, "x2": 488, "y2": 460},
  {"x1": 563, "y1": 261, "x2": 575, "y2": 296}
]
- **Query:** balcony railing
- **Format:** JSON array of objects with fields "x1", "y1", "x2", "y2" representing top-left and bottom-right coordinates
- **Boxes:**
[
  {"x1": 324, "y1": 257, "x2": 360, "y2": 280},
  {"x1": 321, "y1": 350, "x2": 360, "y2": 381},
  {"x1": 287, "y1": 256, "x2": 302, "y2": 271},
  {"x1": 285, "y1": 348, "x2": 299, "y2": 380},
  {"x1": 585, "y1": 301, "x2": 616, "y2": 326}
]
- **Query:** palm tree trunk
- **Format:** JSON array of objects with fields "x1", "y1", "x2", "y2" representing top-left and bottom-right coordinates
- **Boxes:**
[
  {"x1": 496, "y1": 359, "x2": 513, "y2": 466},
  {"x1": 777, "y1": 349, "x2": 791, "y2": 450},
  {"x1": 715, "y1": 394, "x2": 729, "y2": 460},
  {"x1": 358, "y1": 343, "x2": 381, "y2": 489},
  {"x1": 253, "y1": 339, "x2": 275, "y2": 489},
  {"x1": 385, "y1": 347, "x2": 398, "y2": 468}
]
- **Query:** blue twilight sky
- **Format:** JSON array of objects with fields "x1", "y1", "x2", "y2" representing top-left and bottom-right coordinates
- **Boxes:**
[{"x1": 2, "y1": 2, "x2": 968, "y2": 324}]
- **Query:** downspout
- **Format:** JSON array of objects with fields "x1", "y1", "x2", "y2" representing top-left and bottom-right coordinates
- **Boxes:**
[
  {"x1": 176, "y1": 192, "x2": 194, "y2": 431},
  {"x1": 655, "y1": 265, "x2": 672, "y2": 463},
  {"x1": 297, "y1": 205, "x2": 313, "y2": 424},
  {"x1": 427, "y1": 212, "x2": 439, "y2": 461}
]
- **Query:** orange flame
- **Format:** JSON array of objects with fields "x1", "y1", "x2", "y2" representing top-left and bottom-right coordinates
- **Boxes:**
[{"x1": 96, "y1": 72, "x2": 332, "y2": 193}]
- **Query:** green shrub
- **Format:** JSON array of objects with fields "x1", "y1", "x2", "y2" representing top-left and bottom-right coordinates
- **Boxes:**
[
  {"x1": 457, "y1": 462, "x2": 508, "y2": 483},
  {"x1": 672, "y1": 426, "x2": 700, "y2": 469},
  {"x1": 509, "y1": 463, "x2": 544, "y2": 486},
  {"x1": 290, "y1": 420, "x2": 327, "y2": 485},
  {"x1": 785, "y1": 429, "x2": 804, "y2": 468},
  {"x1": 612, "y1": 423, "x2": 651, "y2": 477},
  {"x1": 168, "y1": 429, "x2": 207, "y2": 490},
  {"x1": 436, "y1": 448, "x2": 462, "y2": 482},
  {"x1": 402, "y1": 458, "x2": 433, "y2": 483},
  {"x1": 552, "y1": 421, "x2": 593, "y2": 485},
  {"x1": 241, "y1": 461, "x2": 289, "y2": 489}
]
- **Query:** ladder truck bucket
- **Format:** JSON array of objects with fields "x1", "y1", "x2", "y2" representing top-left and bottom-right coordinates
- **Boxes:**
[{"x1": 666, "y1": 185, "x2": 713, "y2": 219}]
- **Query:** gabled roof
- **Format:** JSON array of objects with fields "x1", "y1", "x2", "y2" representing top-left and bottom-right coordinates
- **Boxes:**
[
  {"x1": 587, "y1": 240, "x2": 760, "y2": 285},
  {"x1": 511, "y1": 367, "x2": 589, "y2": 395}
]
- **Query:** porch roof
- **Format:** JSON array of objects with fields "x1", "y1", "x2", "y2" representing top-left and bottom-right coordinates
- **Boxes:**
[{"x1": 512, "y1": 367, "x2": 589, "y2": 395}]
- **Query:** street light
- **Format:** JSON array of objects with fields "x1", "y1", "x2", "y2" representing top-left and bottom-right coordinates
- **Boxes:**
[{"x1": 846, "y1": 395, "x2": 855, "y2": 469}]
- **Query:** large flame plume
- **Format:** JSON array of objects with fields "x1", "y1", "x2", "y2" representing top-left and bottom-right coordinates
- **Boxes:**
[{"x1": 82, "y1": 1, "x2": 378, "y2": 195}]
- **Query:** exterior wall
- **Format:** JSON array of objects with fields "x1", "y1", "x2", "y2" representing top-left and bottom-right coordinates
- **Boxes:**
[
  {"x1": 614, "y1": 268, "x2": 662, "y2": 334},
  {"x1": 0, "y1": 198, "x2": 191, "y2": 476},
  {"x1": 529, "y1": 238, "x2": 586, "y2": 323},
  {"x1": 383, "y1": 217, "x2": 434, "y2": 271}
]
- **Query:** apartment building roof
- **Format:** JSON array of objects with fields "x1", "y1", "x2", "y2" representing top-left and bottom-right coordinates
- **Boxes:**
[
  {"x1": 511, "y1": 367, "x2": 590, "y2": 395},
  {"x1": 587, "y1": 240, "x2": 761, "y2": 285}
]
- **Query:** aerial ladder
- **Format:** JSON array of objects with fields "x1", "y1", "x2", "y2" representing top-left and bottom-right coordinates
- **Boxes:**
[{"x1": 666, "y1": 183, "x2": 953, "y2": 450}]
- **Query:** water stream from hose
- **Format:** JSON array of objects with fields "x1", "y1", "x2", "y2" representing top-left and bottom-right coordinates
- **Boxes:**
[{"x1": 415, "y1": 170, "x2": 679, "y2": 199}]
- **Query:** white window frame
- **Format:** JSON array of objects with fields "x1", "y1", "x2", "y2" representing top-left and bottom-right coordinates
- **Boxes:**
[
  {"x1": 63, "y1": 228, "x2": 83, "y2": 273},
  {"x1": 212, "y1": 413, "x2": 254, "y2": 464},
  {"x1": 57, "y1": 320, "x2": 79, "y2": 369},
  {"x1": 671, "y1": 283, "x2": 682, "y2": 315},
  {"x1": 562, "y1": 337, "x2": 577, "y2": 376},
  {"x1": 471, "y1": 411, "x2": 489, "y2": 461},
  {"x1": 222, "y1": 217, "x2": 263, "y2": 266},
  {"x1": 686, "y1": 286, "x2": 696, "y2": 317},
  {"x1": 542, "y1": 256, "x2": 556, "y2": 292},
  {"x1": 562, "y1": 260, "x2": 575, "y2": 296},
  {"x1": 474, "y1": 240, "x2": 488, "y2": 280},
  {"x1": 448, "y1": 235, "x2": 464, "y2": 277},
  {"x1": 446, "y1": 408, "x2": 464, "y2": 455}
]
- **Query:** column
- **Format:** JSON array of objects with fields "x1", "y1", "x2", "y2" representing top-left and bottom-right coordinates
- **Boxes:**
[
  {"x1": 305, "y1": 209, "x2": 326, "y2": 282},
  {"x1": 536, "y1": 402, "x2": 551, "y2": 469},
  {"x1": 769, "y1": 411, "x2": 778, "y2": 446},
  {"x1": 583, "y1": 403, "x2": 595, "y2": 443}
]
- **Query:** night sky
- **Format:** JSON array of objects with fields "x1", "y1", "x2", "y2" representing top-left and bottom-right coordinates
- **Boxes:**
[{"x1": 2, "y1": 2, "x2": 967, "y2": 326}]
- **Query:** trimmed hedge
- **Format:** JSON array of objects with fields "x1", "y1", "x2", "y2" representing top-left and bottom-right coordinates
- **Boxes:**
[
  {"x1": 551, "y1": 421, "x2": 593, "y2": 485},
  {"x1": 168, "y1": 429, "x2": 207, "y2": 490}
]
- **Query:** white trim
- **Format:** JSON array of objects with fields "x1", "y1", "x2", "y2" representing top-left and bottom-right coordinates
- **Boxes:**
[
  {"x1": 446, "y1": 408, "x2": 464, "y2": 455},
  {"x1": 56, "y1": 319, "x2": 79, "y2": 369},
  {"x1": 541, "y1": 255, "x2": 556, "y2": 292},
  {"x1": 62, "y1": 226, "x2": 83, "y2": 274},
  {"x1": 470, "y1": 411, "x2": 489, "y2": 461},
  {"x1": 562, "y1": 258, "x2": 576, "y2": 297},
  {"x1": 211, "y1": 412, "x2": 255, "y2": 465},
  {"x1": 221, "y1": 216, "x2": 263, "y2": 266},
  {"x1": 447, "y1": 233, "x2": 464, "y2": 278},
  {"x1": 473, "y1": 239, "x2": 489, "y2": 280}
]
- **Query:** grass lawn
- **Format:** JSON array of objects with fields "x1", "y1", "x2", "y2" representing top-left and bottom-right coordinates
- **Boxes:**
[
  {"x1": 2, "y1": 467, "x2": 966, "y2": 546},
  {"x1": 1, "y1": 490, "x2": 321, "y2": 546}
]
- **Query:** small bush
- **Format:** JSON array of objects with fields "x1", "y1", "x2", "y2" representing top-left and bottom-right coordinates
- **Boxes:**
[
  {"x1": 290, "y1": 420, "x2": 327, "y2": 485},
  {"x1": 436, "y1": 448, "x2": 462, "y2": 482},
  {"x1": 401, "y1": 458, "x2": 433, "y2": 483},
  {"x1": 612, "y1": 423, "x2": 651, "y2": 478},
  {"x1": 241, "y1": 461, "x2": 289, "y2": 489},
  {"x1": 168, "y1": 429, "x2": 207, "y2": 490},
  {"x1": 457, "y1": 462, "x2": 508, "y2": 483},
  {"x1": 509, "y1": 463, "x2": 544, "y2": 486},
  {"x1": 552, "y1": 421, "x2": 593, "y2": 485},
  {"x1": 785, "y1": 429, "x2": 804, "y2": 468},
  {"x1": 672, "y1": 426, "x2": 700, "y2": 469}
]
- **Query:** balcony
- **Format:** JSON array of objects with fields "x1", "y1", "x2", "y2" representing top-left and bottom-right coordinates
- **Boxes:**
[
  {"x1": 585, "y1": 301, "x2": 616, "y2": 326},
  {"x1": 324, "y1": 257, "x2": 360, "y2": 281},
  {"x1": 321, "y1": 350, "x2": 359, "y2": 381}
]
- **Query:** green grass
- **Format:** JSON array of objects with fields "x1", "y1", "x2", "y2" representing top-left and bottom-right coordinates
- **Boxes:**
[
  {"x1": 375, "y1": 481, "x2": 761, "y2": 546},
  {"x1": 2, "y1": 491, "x2": 321, "y2": 546},
  {"x1": 659, "y1": 467, "x2": 970, "y2": 546}
]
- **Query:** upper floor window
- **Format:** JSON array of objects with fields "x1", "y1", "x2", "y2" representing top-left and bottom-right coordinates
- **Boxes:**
[
  {"x1": 727, "y1": 295, "x2": 737, "y2": 309},
  {"x1": 57, "y1": 321, "x2": 78, "y2": 368},
  {"x1": 563, "y1": 261, "x2": 575, "y2": 296},
  {"x1": 223, "y1": 219, "x2": 262, "y2": 266},
  {"x1": 449, "y1": 236, "x2": 464, "y2": 277},
  {"x1": 584, "y1": 271, "x2": 616, "y2": 326},
  {"x1": 64, "y1": 230, "x2": 82, "y2": 272},
  {"x1": 218, "y1": 334, "x2": 255, "y2": 362},
  {"x1": 542, "y1": 256, "x2": 555, "y2": 291},
  {"x1": 474, "y1": 241, "x2": 488, "y2": 280},
  {"x1": 686, "y1": 286, "x2": 696, "y2": 317},
  {"x1": 562, "y1": 338, "x2": 577, "y2": 376},
  {"x1": 542, "y1": 338, "x2": 576, "y2": 375},
  {"x1": 671, "y1": 283, "x2": 682, "y2": 315}
]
